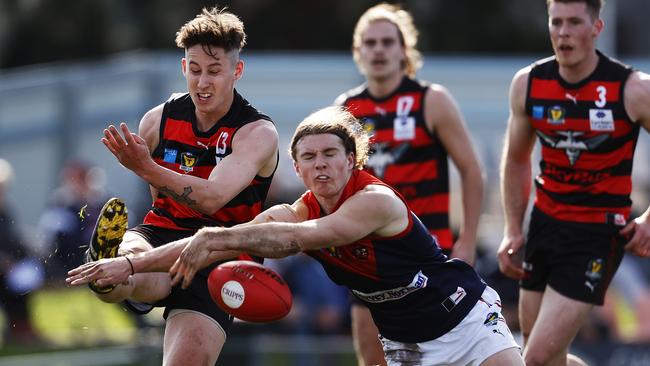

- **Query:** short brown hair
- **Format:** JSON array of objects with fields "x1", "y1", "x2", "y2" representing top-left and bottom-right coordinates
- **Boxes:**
[
  {"x1": 290, "y1": 106, "x2": 370, "y2": 170},
  {"x1": 352, "y1": 3, "x2": 422, "y2": 78},
  {"x1": 175, "y1": 7, "x2": 246, "y2": 54},
  {"x1": 547, "y1": 0, "x2": 604, "y2": 19}
]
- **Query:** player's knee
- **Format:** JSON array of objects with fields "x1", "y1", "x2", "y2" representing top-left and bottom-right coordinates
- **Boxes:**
[
  {"x1": 94, "y1": 284, "x2": 130, "y2": 303},
  {"x1": 164, "y1": 349, "x2": 213, "y2": 366},
  {"x1": 523, "y1": 348, "x2": 554, "y2": 366}
]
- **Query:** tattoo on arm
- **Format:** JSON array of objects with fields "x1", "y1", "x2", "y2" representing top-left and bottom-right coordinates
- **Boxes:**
[
  {"x1": 221, "y1": 225, "x2": 303, "y2": 258},
  {"x1": 158, "y1": 186, "x2": 197, "y2": 207}
]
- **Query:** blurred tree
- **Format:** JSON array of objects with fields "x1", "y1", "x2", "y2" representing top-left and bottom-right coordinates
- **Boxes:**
[{"x1": 0, "y1": 0, "x2": 646, "y2": 70}]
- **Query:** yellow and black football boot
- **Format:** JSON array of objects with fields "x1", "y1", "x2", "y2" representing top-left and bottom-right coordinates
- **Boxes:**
[{"x1": 85, "y1": 197, "x2": 128, "y2": 294}]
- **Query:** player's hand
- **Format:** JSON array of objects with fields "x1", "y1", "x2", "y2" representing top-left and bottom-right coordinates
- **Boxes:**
[
  {"x1": 450, "y1": 238, "x2": 476, "y2": 266},
  {"x1": 66, "y1": 257, "x2": 131, "y2": 288},
  {"x1": 102, "y1": 122, "x2": 154, "y2": 175},
  {"x1": 497, "y1": 233, "x2": 525, "y2": 280},
  {"x1": 621, "y1": 210, "x2": 650, "y2": 257},
  {"x1": 170, "y1": 230, "x2": 213, "y2": 289}
]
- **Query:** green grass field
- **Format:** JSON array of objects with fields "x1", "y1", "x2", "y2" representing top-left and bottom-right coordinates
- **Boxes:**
[{"x1": 2, "y1": 286, "x2": 137, "y2": 350}]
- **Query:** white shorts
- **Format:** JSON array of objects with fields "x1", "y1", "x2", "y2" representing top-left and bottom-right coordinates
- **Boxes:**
[{"x1": 380, "y1": 286, "x2": 520, "y2": 366}]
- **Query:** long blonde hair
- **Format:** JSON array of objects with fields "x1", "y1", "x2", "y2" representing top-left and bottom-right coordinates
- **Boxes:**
[{"x1": 352, "y1": 3, "x2": 422, "y2": 78}]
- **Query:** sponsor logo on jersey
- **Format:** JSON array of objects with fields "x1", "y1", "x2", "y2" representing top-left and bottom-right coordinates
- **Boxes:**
[
  {"x1": 180, "y1": 152, "x2": 197, "y2": 172},
  {"x1": 353, "y1": 270, "x2": 428, "y2": 303},
  {"x1": 536, "y1": 130, "x2": 609, "y2": 166},
  {"x1": 612, "y1": 213, "x2": 626, "y2": 226},
  {"x1": 352, "y1": 246, "x2": 369, "y2": 260},
  {"x1": 532, "y1": 105, "x2": 545, "y2": 119},
  {"x1": 324, "y1": 246, "x2": 341, "y2": 259},
  {"x1": 164, "y1": 148, "x2": 178, "y2": 163},
  {"x1": 589, "y1": 109, "x2": 614, "y2": 131},
  {"x1": 441, "y1": 286, "x2": 466, "y2": 312},
  {"x1": 366, "y1": 142, "x2": 409, "y2": 179},
  {"x1": 393, "y1": 96, "x2": 416, "y2": 141},
  {"x1": 547, "y1": 105, "x2": 565, "y2": 125},
  {"x1": 362, "y1": 118, "x2": 376, "y2": 136}
]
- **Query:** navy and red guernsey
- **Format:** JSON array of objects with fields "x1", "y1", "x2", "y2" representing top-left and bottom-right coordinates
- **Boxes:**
[
  {"x1": 301, "y1": 170, "x2": 486, "y2": 343},
  {"x1": 525, "y1": 51, "x2": 639, "y2": 224},
  {"x1": 338, "y1": 77, "x2": 452, "y2": 250},
  {"x1": 144, "y1": 90, "x2": 275, "y2": 231}
]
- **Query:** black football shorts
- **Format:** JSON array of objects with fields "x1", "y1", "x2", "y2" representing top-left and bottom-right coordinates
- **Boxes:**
[
  {"x1": 521, "y1": 209, "x2": 626, "y2": 305},
  {"x1": 127, "y1": 224, "x2": 234, "y2": 331}
]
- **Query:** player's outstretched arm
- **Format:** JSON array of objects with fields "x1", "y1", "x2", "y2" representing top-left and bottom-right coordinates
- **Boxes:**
[
  {"x1": 170, "y1": 186, "x2": 406, "y2": 288},
  {"x1": 167, "y1": 202, "x2": 303, "y2": 287},
  {"x1": 66, "y1": 237, "x2": 190, "y2": 287}
]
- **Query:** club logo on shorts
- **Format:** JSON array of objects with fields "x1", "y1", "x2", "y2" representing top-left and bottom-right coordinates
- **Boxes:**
[
  {"x1": 484, "y1": 311, "x2": 505, "y2": 327},
  {"x1": 584, "y1": 258, "x2": 603, "y2": 292}
]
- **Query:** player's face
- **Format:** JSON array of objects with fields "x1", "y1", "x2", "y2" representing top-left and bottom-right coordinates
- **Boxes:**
[
  {"x1": 357, "y1": 20, "x2": 406, "y2": 81},
  {"x1": 294, "y1": 134, "x2": 355, "y2": 201},
  {"x1": 182, "y1": 44, "x2": 243, "y2": 118},
  {"x1": 548, "y1": 2, "x2": 602, "y2": 68}
]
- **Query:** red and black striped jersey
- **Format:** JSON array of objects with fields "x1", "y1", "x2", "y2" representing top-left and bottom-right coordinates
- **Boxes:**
[
  {"x1": 525, "y1": 51, "x2": 639, "y2": 224},
  {"x1": 301, "y1": 170, "x2": 485, "y2": 343},
  {"x1": 143, "y1": 91, "x2": 275, "y2": 230},
  {"x1": 338, "y1": 77, "x2": 452, "y2": 249}
]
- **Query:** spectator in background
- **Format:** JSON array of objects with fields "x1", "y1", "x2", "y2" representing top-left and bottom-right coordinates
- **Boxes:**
[
  {"x1": 37, "y1": 159, "x2": 108, "y2": 281},
  {"x1": 0, "y1": 158, "x2": 41, "y2": 344},
  {"x1": 334, "y1": 4, "x2": 485, "y2": 364},
  {"x1": 595, "y1": 236, "x2": 650, "y2": 343},
  {"x1": 274, "y1": 256, "x2": 350, "y2": 335}
]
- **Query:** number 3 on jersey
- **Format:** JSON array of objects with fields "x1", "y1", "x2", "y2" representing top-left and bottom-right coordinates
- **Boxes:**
[{"x1": 595, "y1": 85, "x2": 607, "y2": 108}]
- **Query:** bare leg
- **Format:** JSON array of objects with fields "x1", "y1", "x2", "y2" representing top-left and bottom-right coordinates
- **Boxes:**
[
  {"x1": 481, "y1": 347, "x2": 525, "y2": 366},
  {"x1": 519, "y1": 288, "x2": 543, "y2": 347},
  {"x1": 351, "y1": 303, "x2": 387, "y2": 366},
  {"x1": 163, "y1": 311, "x2": 225, "y2": 366},
  {"x1": 523, "y1": 286, "x2": 592, "y2": 366}
]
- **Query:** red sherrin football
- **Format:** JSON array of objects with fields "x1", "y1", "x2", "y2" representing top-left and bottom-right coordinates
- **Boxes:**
[{"x1": 207, "y1": 260, "x2": 292, "y2": 322}]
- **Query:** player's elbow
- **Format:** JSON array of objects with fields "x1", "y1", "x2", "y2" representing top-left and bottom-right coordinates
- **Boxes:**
[{"x1": 201, "y1": 194, "x2": 228, "y2": 215}]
